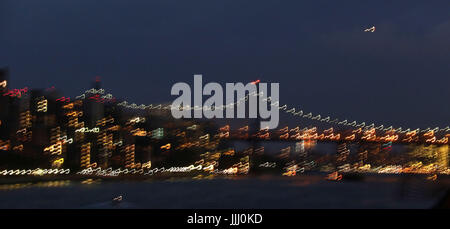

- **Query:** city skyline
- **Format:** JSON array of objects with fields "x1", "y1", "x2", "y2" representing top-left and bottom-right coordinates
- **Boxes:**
[
  {"x1": 1, "y1": 0, "x2": 450, "y2": 214},
  {"x1": 0, "y1": 67, "x2": 448, "y2": 175}
]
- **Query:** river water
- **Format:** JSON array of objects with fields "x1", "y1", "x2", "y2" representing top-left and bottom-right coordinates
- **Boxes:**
[{"x1": 0, "y1": 174, "x2": 447, "y2": 209}]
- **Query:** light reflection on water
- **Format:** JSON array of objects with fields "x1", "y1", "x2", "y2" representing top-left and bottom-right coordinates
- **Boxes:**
[
  {"x1": 0, "y1": 180, "x2": 72, "y2": 191},
  {"x1": 1, "y1": 173, "x2": 449, "y2": 191}
]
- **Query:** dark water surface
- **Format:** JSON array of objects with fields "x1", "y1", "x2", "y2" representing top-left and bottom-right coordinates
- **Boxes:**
[{"x1": 0, "y1": 175, "x2": 447, "y2": 209}]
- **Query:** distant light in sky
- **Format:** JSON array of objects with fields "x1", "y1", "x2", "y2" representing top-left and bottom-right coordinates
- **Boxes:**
[{"x1": 364, "y1": 26, "x2": 376, "y2": 32}]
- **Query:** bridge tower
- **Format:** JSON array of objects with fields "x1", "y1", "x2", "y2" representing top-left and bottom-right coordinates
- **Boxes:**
[
  {"x1": 249, "y1": 81, "x2": 261, "y2": 155},
  {"x1": 248, "y1": 80, "x2": 262, "y2": 173}
]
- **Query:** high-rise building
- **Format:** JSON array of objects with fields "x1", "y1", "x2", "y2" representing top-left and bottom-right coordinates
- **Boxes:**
[
  {"x1": 436, "y1": 145, "x2": 449, "y2": 170},
  {"x1": 84, "y1": 78, "x2": 105, "y2": 127}
]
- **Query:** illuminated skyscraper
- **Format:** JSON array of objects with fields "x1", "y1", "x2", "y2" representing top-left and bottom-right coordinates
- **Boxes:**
[
  {"x1": 124, "y1": 144, "x2": 135, "y2": 168},
  {"x1": 85, "y1": 77, "x2": 105, "y2": 126},
  {"x1": 81, "y1": 143, "x2": 91, "y2": 168},
  {"x1": 436, "y1": 145, "x2": 449, "y2": 170}
]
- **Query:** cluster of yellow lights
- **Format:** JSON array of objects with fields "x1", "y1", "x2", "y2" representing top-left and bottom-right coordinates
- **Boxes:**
[
  {"x1": 62, "y1": 103, "x2": 74, "y2": 109},
  {"x1": 37, "y1": 98, "x2": 48, "y2": 112},
  {"x1": 0, "y1": 80, "x2": 7, "y2": 88},
  {"x1": 124, "y1": 144, "x2": 136, "y2": 169},
  {"x1": 142, "y1": 161, "x2": 152, "y2": 169},
  {"x1": 80, "y1": 143, "x2": 91, "y2": 168},
  {"x1": 131, "y1": 128, "x2": 147, "y2": 136},
  {"x1": 97, "y1": 131, "x2": 114, "y2": 153},
  {"x1": 216, "y1": 162, "x2": 250, "y2": 175},
  {"x1": 52, "y1": 158, "x2": 64, "y2": 167},
  {"x1": 44, "y1": 142, "x2": 62, "y2": 155},
  {"x1": 283, "y1": 166, "x2": 305, "y2": 176},
  {"x1": 128, "y1": 117, "x2": 146, "y2": 124},
  {"x1": 215, "y1": 124, "x2": 448, "y2": 145},
  {"x1": 196, "y1": 152, "x2": 220, "y2": 172},
  {"x1": 332, "y1": 162, "x2": 449, "y2": 175},
  {"x1": 19, "y1": 111, "x2": 32, "y2": 129},
  {"x1": 97, "y1": 117, "x2": 114, "y2": 126},
  {"x1": 160, "y1": 143, "x2": 171, "y2": 150},
  {"x1": 66, "y1": 111, "x2": 83, "y2": 117}
]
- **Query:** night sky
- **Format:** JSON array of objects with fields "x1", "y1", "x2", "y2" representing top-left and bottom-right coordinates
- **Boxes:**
[{"x1": 1, "y1": 0, "x2": 449, "y2": 129}]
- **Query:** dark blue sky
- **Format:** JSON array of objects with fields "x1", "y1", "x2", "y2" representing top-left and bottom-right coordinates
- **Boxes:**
[{"x1": 1, "y1": 0, "x2": 449, "y2": 129}]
